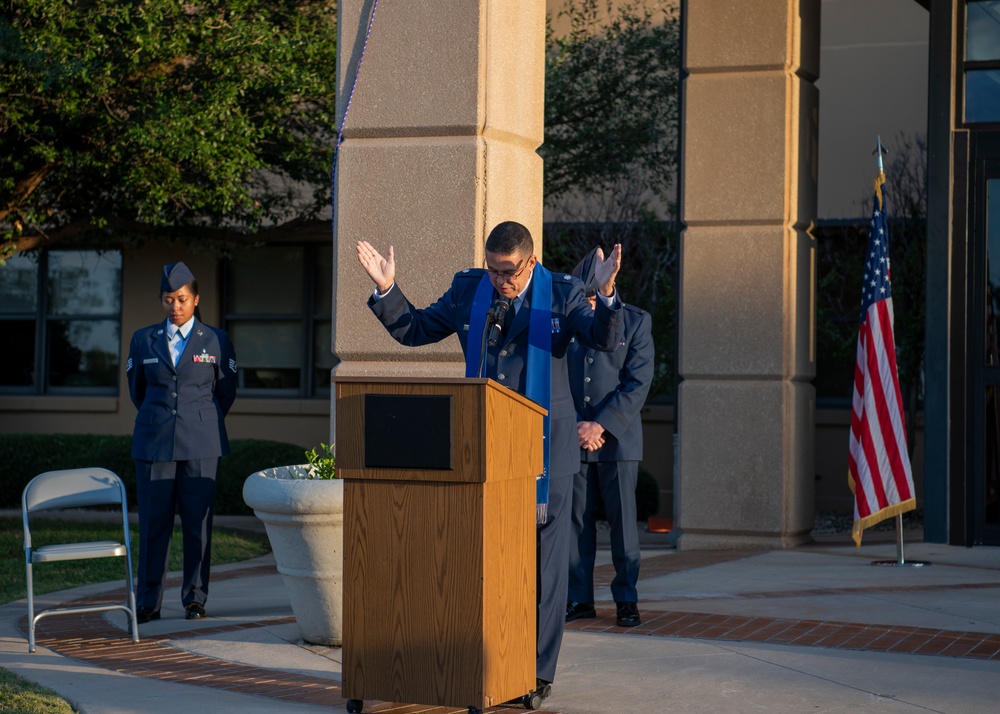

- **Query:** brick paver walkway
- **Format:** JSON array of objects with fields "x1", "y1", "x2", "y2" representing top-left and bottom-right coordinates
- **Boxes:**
[{"x1": 19, "y1": 548, "x2": 1000, "y2": 713}]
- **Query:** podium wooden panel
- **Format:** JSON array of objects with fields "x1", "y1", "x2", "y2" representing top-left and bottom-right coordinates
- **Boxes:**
[{"x1": 335, "y1": 377, "x2": 544, "y2": 711}]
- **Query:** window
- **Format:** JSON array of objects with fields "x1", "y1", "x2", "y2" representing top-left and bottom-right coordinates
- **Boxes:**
[
  {"x1": 0, "y1": 250, "x2": 122, "y2": 394},
  {"x1": 222, "y1": 244, "x2": 334, "y2": 398},
  {"x1": 966, "y1": 1, "x2": 1000, "y2": 123}
]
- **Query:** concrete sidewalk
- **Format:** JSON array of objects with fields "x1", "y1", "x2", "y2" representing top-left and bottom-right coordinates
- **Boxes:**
[{"x1": 3, "y1": 519, "x2": 1000, "y2": 713}]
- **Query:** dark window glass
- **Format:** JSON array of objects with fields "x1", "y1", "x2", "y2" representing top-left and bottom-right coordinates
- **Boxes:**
[
  {"x1": 987, "y1": 179, "x2": 1000, "y2": 365},
  {"x1": 228, "y1": 320, "x2": 301, "y2": 393},
  {"x1": 0, "y1": 253, "x2": 38, "y2": 313},
  {"x1": 0, "y1": 250, "x2": 121, "y2": 395},
  {"x1": 0, "y1": 320, "x2": 36, "y2": 387},
  {"x1": 47, "y1": 319, "x2": 120, "y2": 388},
  {"x1": 966, "y1": 70, "x2": 1000, "y2": 123},
  {"x1": 226, "y1": 246, "x2": 303, "y2": 314},
  {"x1": 48, "y1": 252, "x2": 121, "y2": 316},
  {"x1": 314, "y1": 245, "x2": 333, "y2": 314},
  {"x1": 968, "y1": 1, "x2": 1000, "y2": 61},
  {"x1": 223, "y1": 245, "x2": 334, "y2": 398}
]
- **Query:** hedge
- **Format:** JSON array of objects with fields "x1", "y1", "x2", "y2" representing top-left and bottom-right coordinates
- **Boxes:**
[
  {"x1": 2, "y1": 433, "x2": 661, "y2": 521},
  {"x1": 0, "y1": 434, "x2": 307, "y2": 515}
]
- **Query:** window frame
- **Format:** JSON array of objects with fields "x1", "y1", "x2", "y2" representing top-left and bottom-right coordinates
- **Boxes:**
[
  {"x1": 220, "y1": 243, "x2": 334, "y2": 399},
  {"x1": 0, "y1": 249, "x2": 123, "y2": 396}
]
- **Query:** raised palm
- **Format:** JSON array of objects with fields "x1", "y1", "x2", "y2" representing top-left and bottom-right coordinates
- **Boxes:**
[
  {"x1": 593, "y1": 243, "x2": 622, "y2": 297},
  {"x1": 356, "y1": 241, "x2": 396, "y2": 293}
]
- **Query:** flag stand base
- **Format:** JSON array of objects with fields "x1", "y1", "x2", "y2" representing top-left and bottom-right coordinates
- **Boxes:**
[{"x1": 871, "y1": 514, "x2": 931, "y2": 567}]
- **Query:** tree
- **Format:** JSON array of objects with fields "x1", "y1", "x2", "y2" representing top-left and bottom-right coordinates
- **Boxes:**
[
  {"x1": 542, "y1": 0, "x2": 681, "y2": 397},
  {"x1": 0, "y1": 0, "x2": 338, "y2": 260},
  {"x1": 543, "y1": 0, "x2": 680, "y2": 221},
  {"x1": 814, "y1": 132, "x2": 926, "y2": 452}
]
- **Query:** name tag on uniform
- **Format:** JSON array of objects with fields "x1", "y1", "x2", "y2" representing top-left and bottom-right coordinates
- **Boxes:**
[
  {"x1": 193, "y1": 352, "x2": 217, "y2": 364},
  {"x1": 143, "y1": 358, "x2": 159, "y2": 364}
]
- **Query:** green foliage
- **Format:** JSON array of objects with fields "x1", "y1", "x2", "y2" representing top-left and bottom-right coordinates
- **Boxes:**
[
  {"x1": 1, "y1": 0, "x2": 338, "y2": 258},
  {"x1": 544, "y1": 220, "x2": 677, "y2": 398},
  {"x1": 0, "y1": 667, "x2": 76, "y2": 714},
  {"x1": 0, "y1": 434, "x2": 307, "y2": 514},
  {"x1": 544, "y1": 0, "x2": 680, "y2": 209},
  {"x1": 541, "y1": 1, "x2": 681, "y2": 399},
  {"x1": 814, "y1": 133, "x2": 927, "y2": 416},
  {"x1": 304, "y1": 442, "x2": 337, "y2": 479},
  {"x1": 1, "y1": 517, "x2": 270, "y2": 604}
]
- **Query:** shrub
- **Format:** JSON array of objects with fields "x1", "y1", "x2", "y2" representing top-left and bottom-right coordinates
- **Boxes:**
[{"x1": 0, "y1": 434, "x2": 306, "y2": 515}]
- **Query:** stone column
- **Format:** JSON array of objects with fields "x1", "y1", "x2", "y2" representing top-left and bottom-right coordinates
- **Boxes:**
[
  {"x1": 677, "y1": 0, "x2": 820, "y2": 549},
  {"x1": 331, "y1": 1, "x2": 545, "y2": 383}
]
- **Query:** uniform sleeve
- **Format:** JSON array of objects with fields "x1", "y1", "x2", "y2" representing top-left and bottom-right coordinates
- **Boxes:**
[
  {"x1": 126, "y1": 333, "x2": 146, "y2": 410},
  {"x1": 563, "y1": 278, "x2": 623, "y2": 353},
  {"x1": 215, "y1": 332, "x2": 238, "y2": 417},
  {"x1": 367, "y1": 280, "x2": 461, "y2": 347},
  {"x1": 593, "y1": 310, "x2": 655, "y2": 440}
]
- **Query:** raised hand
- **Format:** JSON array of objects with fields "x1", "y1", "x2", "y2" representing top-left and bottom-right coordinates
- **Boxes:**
[
  {"x1": 594, "y1": 243, "x2": 622, "y2": 297},
  {"x1": 356, "y1": 241, "x2": 396, "y2": 293}
]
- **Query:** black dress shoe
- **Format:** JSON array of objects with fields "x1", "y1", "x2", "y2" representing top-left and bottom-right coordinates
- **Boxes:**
[
  {"x1": 184, "y1": 603, "x2": 206, "y2": 620},
  {"x1": 535, "y1": 678, "x2": 552, "y2": 700},
  {"x1": 615, "y1": 601, "x2": 641, "y2": 627},
  {"x1": 565, "y1": 600, "x2": 597, "y2": 622},
  {"x1": 136, "y1": 607, "x2": 160, "y2": 624}
]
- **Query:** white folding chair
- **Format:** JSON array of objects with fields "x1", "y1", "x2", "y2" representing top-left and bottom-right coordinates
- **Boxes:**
[{"x1": 22, "y1": 467, "x2": 139, "y2": 652}]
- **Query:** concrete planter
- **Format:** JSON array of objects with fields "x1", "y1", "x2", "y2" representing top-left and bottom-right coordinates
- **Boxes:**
[{"x1": 243, "y1": 466, "x2": 344, "y2": 646}]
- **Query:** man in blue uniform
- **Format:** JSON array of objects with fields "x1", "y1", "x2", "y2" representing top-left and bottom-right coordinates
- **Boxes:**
[
  {"x1": 356, "y1": 221, "x2": 623, "y2": 699},
  {"x1": 565, "y1": 247, "x2": 654, "y2": 628},
  {"x1": 126, "y1": 262, "x2": 237, "y2": 623}
]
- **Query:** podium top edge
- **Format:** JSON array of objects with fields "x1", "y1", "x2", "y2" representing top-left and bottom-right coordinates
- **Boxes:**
[
  {"x1": 333, "y1": 376, "x2": 547, "y2": 416},
  {"x1": 334, "y1": 376, "x2": 485, "y2": 385}
]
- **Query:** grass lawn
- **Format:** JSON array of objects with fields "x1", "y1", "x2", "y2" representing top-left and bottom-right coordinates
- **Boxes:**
[
  {"x1": 0, "y1": 516, "x2": 271, "y2": 606},
  {"x1": 0, "y1": 667, "x2": 76, "y2": 714},
  {"x1": 1, "y1": 516, "x2": 271, "y2": 713}
]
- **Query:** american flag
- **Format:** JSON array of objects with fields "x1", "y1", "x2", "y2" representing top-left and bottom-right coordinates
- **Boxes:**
[{"x1": 847, "y1": 173, "x2": 917, "y2": 547}]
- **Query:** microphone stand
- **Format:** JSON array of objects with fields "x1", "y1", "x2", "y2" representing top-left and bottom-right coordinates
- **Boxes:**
[{"x1": 477, "y1": 298, "x2": 510, "y2": 378}]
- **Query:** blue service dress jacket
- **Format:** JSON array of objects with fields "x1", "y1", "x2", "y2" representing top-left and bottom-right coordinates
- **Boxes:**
[
  {"x1": 368, "y1": 268, "x2": 624, "y2": 478},
  {"x1": 569, "y1": 304, "x2": 654, "y2": 462},
  {"x1": 126, "y1": 319, "x2": 238, "y2": 462}
]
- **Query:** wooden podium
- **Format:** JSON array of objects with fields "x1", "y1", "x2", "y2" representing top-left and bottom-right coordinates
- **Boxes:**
[{"x1": 335, "y1": 377, "x2": 545, "y2": 713}]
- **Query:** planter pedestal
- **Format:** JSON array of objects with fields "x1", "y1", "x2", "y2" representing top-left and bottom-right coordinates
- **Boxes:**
[{"x1": 243, "y1": 466, "x2": 343, "y2": 646}]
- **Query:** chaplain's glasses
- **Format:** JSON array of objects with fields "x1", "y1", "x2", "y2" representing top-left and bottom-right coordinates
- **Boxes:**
[{"x1": 486, "y1": 258, "x2": 529, "y2": 283}]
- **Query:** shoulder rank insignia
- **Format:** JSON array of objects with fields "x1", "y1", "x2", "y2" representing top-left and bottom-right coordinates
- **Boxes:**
[
  {"x1": 126, "y1": 357, "x2": 133, "y2": 372},
  {"x1": 229, "y1": 358, "x2": 237, "y2": 373}
]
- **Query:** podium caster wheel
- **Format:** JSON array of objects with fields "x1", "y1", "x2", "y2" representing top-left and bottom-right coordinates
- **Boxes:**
[
  {"x1": 523, "y1": 692, "x2": 543, "y2": 710},
  {"x1": 346, "y1": 699, "x2": 363, "y2": 713},
  {"x1": 468, "y1": 708, "x2": 483, "y2": 714}
]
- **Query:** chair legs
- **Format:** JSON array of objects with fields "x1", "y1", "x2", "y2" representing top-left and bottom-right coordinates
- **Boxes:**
[{"x1": 26, "y1": 557, "x2": 140, "y2": 653}]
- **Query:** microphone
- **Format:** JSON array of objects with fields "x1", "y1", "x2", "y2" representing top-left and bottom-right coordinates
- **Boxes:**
[{"x1": 486, "y1": 298, "x2": 512, "y2": 347}]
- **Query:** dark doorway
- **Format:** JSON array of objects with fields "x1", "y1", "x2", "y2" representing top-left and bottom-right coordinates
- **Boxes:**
[{"x1": 968, "y1": 133, "x2": 1000, "y2": 544}]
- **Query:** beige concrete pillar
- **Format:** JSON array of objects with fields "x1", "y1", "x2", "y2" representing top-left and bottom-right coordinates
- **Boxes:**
[
  {"x1": 677, "y1": 0, "x2": 819, "y2": 549},
  {"x1": 331, "y1": 1, "x2": 545, "y2": 384}
]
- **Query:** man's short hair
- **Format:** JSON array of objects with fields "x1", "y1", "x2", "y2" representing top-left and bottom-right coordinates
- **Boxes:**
[{"x1": 485, "y1": 221, "x2": 534, "y2": 257}]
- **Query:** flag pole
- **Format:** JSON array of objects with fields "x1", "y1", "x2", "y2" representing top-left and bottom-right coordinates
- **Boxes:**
[{"x1": 865, "y1": 135, "x2": 930, "y2": 568}]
